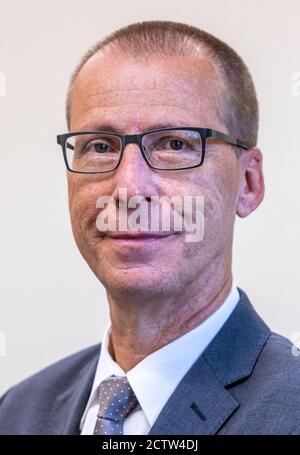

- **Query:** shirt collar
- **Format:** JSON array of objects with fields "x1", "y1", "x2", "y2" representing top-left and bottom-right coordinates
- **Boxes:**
[{"x1": 80, "y1": 281, "x2": 240, "y2": 429}]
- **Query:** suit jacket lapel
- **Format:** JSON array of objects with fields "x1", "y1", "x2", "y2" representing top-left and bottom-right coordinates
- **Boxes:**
[
  {"x1": 49, "y1": 345, "x2": 101, "y2": 435},
  {"x1": 148, "y1": 354, "x2": 239, "y2": 435},
  {"x1": 148, "y1": 288, "x2": 271, "y2": 435}
]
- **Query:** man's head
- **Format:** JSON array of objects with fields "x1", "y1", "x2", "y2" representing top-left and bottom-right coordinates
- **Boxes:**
[{"x1": 64, "y1": 20, "x2": 264, "y2": 302}]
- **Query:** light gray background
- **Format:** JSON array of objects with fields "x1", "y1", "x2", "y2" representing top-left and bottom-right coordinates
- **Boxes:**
[{"x1": 0, "y1": 0, "x2": 300, "y2": 395}]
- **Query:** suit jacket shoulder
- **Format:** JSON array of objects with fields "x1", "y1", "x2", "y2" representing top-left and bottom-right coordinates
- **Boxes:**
[
  {"x1": 218, "y1": 330, "x2": 300, "y2": 434},
  {"x1": 0, "y1": 344, "x2": 100, "y2": 434}
]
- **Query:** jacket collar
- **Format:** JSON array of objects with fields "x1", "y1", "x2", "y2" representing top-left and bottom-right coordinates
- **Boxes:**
[{"x1": 51, "y1": 287, "x2": 270, "y2": 435}]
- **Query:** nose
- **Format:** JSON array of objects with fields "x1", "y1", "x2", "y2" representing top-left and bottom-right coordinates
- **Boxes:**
[{"x1": 111, "y1": 142, "x2": 159, "y2": 203}]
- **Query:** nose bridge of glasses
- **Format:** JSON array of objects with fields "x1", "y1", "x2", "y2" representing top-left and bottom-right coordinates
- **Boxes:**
[
  {"x1": 123, "y1": 133, "x2": 143, "y2": 151},
  {"x1": 122, "y1": 133, "x2": 149, "y2": 173},
  {"x1": 116, "y1": 133, "x2": 152, "y2": 175},
  {"x1": 121, "y1": 133, "x2": 149, "y2": 165}
]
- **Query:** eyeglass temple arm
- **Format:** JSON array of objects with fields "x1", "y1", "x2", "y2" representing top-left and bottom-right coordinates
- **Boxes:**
[
  {"x1": 57, "y1": 136, "x2": 74, "y2": 150},
  {"x1": 207, "y1": 129, "x2": 249, "y2": 150}
]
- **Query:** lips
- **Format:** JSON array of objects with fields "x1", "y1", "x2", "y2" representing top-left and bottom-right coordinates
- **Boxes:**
[{"x1": 105, "y1": 232, "x2": 174, "y2": 240}]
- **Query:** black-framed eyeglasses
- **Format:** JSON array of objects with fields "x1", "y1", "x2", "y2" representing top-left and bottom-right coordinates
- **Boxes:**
[{"x1": 57, "y1": 127, "x2": 249, "y2": 174}]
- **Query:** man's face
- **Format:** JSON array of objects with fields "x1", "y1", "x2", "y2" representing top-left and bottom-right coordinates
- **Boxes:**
[{"x1": 67, "y1": 51, "x2": 240, "y2": 299}]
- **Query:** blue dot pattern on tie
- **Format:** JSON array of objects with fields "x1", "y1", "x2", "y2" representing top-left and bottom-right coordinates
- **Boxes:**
[{"x1": 93, "y1": 375, "x2": 138, "y2": 435}]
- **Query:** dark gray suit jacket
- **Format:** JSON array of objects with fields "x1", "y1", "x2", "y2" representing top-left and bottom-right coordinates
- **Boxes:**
[{"x1": 1, "y1": 288, "x2": 300, "y2": 435}]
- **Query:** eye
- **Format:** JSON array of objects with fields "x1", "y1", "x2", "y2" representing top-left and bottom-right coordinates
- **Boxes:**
[
  {"x1": 85, "y1": 140, "x2": 118, "y2": 154},
  {"x1": 169, "y1": 139, "x2": 185, "y2": 150},
  {"x1": 157, "y1": 137, "x2": 190, "y2": 151},
  {"x1": 93, "y1": 142, "x2": 109, "y2": 153}
]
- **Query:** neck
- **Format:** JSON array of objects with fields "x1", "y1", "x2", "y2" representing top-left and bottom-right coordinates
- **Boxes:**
[{"x1": 106, "y1": 257, "x2": 233, "y2": 372}]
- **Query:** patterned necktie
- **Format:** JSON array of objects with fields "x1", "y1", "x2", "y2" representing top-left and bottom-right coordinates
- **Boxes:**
[{"x1": 93, "y1": 375, "x2": 138, "y2": 435}]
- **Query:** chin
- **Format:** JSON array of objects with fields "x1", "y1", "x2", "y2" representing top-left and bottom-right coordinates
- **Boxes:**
[{"x1": 99, "y1": 266, "x2": 167, "y2": 299}]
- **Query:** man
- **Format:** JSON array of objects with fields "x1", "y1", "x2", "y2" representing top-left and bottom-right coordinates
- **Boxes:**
[{"x1": 1, "y1": 20, "x2": 300, "y2": 435}]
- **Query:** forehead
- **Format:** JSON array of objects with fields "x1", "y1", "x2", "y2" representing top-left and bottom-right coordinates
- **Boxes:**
[{"x1": 70, "y1": 51, "x2": 225, "y2": 132}]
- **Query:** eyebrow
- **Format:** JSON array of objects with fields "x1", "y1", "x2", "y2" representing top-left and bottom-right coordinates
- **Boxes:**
[{"x1": 78, "y1": 121, "x2": 190, "y2": 134}]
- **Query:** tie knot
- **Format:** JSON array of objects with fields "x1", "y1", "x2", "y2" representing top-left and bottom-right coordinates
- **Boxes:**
[{"x1": 97, "y1": 375, "x2": 138, "y2": 422}]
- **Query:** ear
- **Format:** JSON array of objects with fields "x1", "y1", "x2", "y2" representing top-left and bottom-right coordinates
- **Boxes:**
[{"x1": 236, "y1": 147, "x2": 265, "y2": 218}]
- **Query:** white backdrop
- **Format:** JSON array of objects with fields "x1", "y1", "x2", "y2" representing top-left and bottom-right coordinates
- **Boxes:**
[{"x1": 0, "y1": 0, "x2": 300, "y2": 395}]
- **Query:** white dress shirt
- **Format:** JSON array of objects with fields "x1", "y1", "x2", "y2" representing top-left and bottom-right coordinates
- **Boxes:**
[{"x1": 80, "y1": 282, "x2": 240, "y2": 435}]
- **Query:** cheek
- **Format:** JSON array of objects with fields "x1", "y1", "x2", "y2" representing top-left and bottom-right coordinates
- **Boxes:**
[
  {"x1": 68, "y1": 179, "x2": 103, "y2": 237},
  {"x1": 202, "y1": 156, "x2": 238, "y2": 211},
  {"x1": 186, "y1": 159, "x2": 239, "y2": 247}
]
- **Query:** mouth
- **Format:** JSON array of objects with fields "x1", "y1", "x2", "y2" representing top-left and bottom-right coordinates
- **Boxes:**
[{"x1": 104, "y1": 232, "x2": 176, "y2": 245}]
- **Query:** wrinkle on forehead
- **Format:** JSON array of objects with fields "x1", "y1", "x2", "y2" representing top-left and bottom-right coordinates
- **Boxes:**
[
  {"x1": 72, "y1": 100, "x2": 221, "y2": 134},
  {"x1": 70, "y1": 52, "x2": 226, "y2": 132},
  {"x1": 73, "y1": 51, "x2": 222, "y2": 94}
]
